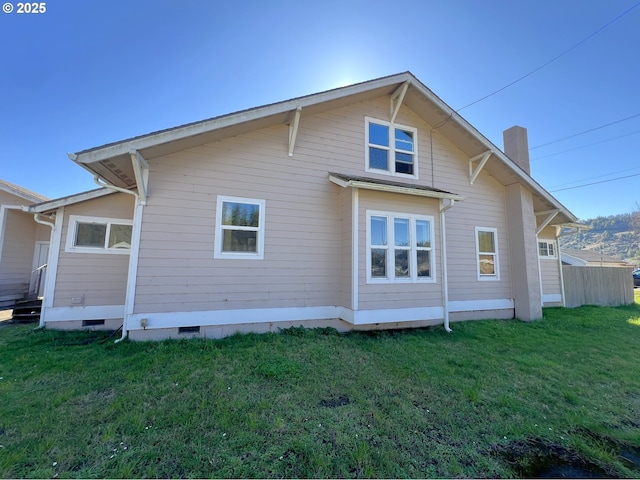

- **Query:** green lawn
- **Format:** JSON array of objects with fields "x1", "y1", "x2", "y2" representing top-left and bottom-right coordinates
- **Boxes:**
[{"x1": 1, "y1": 296, "x2": 639, "y2": 478}]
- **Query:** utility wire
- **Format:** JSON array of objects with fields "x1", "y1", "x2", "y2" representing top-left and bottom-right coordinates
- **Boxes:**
[
  {"x1": 550, "y1": 172, "x2": 640, "y2": 192},
  {"x1": 549, "y1": 166, "x2": 640, "y2": 189},
  {"x1": 531, "y1": 129, "x2": 640, "y2": 160},
  {"x1": 455, "y1": 1, "x2": 640, "y2": 112},
  {"x1": 530, "y1": 112, "x2": 640, "y2": 150}
]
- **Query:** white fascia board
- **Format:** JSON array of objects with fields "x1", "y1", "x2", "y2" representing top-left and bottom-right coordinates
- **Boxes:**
[
  {"x1": 28, "y1": 188, "x2": 115, "y2": 213},
  {"x1": 329, "y1": 175, "x2": 465, "y2": 201},
  {"x1": 74, "y1": 73, "x2": 415, "y2": 165},
  {"x1": 0, "y1": 182, "x2": 48, "y2": 204}
]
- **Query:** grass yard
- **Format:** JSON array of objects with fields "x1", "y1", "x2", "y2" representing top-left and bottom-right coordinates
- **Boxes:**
[{"x1": 1, "y1": 295, "x2": 639, "y2": 478}]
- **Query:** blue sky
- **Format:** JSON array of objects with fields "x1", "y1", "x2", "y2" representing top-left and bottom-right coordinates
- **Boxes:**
[{"x1": 1, "y1": 0, "x2": 638, "y2": 219}]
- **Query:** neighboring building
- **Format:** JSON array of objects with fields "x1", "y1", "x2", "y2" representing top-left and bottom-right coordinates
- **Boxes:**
[
  {"x1": 561, "y1": 249, "x2": 631, "y2": 267},
  {"x1": 26, "y1": 72, "x2": 584, "y2": 340},
  {"x1": 0, "y1": 179, "x2": 49, "y2": 307}
]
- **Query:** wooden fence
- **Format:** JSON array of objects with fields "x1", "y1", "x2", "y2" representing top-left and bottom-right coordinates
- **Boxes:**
[{"x1": 562, "y1": 266, "x2": 635, "y2": 308}]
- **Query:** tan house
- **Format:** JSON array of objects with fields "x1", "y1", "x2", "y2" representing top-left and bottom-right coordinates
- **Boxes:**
[
  {"x1": 0, "y1": 179, "x2": 49, "y2": 307},
  {"x1": 27, "y1": 72, "x2": 582, "y2": 340}
]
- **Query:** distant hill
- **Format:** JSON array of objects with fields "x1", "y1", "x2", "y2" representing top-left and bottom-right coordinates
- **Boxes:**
[{"x1": 559, "y1": 212, "x2": 640, "y2": 267}]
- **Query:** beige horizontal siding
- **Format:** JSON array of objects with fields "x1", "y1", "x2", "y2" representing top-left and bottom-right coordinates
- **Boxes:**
[
  {"x1": 133, "y1": 96, "x2": 517, "y2": 317},
  {"x1": 357, "y1": 189, "x2": 443, "y2": 310},
  {"x1": 0, "y1": 209, "x2": 37, "y2": 295},
  {"x1": 338, "y1": 187, "x2": 353, "y2": 309},
  {"x1": 538, "y1": 230, "x2": 561, "y2": 299},
  {"x1": 52, "y1": 193, "x2": 134, "y2": 308}
]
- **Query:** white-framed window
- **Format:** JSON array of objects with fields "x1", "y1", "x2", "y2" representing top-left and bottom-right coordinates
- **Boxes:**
[
  {"x1": 538, "y1": 240, "x2": 557, "y2": 258},
  {"x1": 65, "y1": 215, "x2": 133, "y2": 255},
  {"x1": 214, "y1": 195, "x2": 266, "y2": 259},
  {"x1": 366, "y1": 210, "x2": 434, "y2": 283},
  {"x1": 475, "y1": 227, "x2": 499, "y2": 280},
  {"x1": 365, "y1": 117, "x2": 418, "y2": 178}
]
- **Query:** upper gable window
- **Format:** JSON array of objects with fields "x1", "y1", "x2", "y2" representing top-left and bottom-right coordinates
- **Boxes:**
[{"x1": 365, "y1": 117, "x2": 417, "y2": 178}]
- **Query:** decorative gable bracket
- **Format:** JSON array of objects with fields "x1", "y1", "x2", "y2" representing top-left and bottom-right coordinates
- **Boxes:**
[
  {"x1": 535, "y1": 209, "x2": 559, "y2": 236},
  {"x1": 468, "y1": 151, "x2": 493, "y2": 185},
  {"x1": 129, "y1": 150, "x2": 149, "y2": 205},
  {"x1": 288, "y1": 107, "x2": 302, "y2": 157},
  {"x1": 390, "y1": 81, "x2": 410, "y2": 124}
]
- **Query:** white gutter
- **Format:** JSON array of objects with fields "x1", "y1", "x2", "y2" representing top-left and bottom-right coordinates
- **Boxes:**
[
  {"x1": 31, "y1": 213, "x2": 55, "y2": 328},
  {"x1": 92, "y1": 176, "x2": 142, "y2": 343},
  {"x1": 440, "y1": 198, "x2": 456, "y2": 332}
]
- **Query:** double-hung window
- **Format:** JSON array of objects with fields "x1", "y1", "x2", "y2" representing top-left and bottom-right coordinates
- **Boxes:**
[
  {"x1": 538, "y1": 241, "x2": 556, "y2": 258},
  {"x1": 367, "y1": 211, "x2": 434, "y2": 283},
  {"x1": 214, "y1": 196, "x2": 266, "y2": 259},
  {"x1": 65, "y1": 215, "x2": 133, "y2": 254},
  {"x1": 366, "y1": 117, "x2": 417, "y2": 177},
  {"x1": 475, "y1": 227, "x2": 499, "y2": 280}
]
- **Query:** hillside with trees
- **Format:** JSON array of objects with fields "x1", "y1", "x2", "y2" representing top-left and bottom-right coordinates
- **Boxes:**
[{"x1": 559, "y1": 209, "x2": 640, "y2": 267}]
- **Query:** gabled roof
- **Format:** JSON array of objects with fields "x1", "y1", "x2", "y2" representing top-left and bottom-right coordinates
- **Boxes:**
[
  {"x1": 561, "y1": 249, "x2": 631, "y2": 267},
  {"x1": 68, "y1": 71, "x2": 578, "y2": 225},
  {"x1": 0, "y1": 179, "x2": 48, "y2": 204},
  {"x1": 28, "y1": 188, "x2": 115, "y2": 214}
]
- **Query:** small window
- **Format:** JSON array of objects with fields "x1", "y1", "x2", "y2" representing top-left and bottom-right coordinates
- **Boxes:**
[
  {"x1": 366, "y1": 117, "x2": 417, "y2": 177},
  {"x1": 66, "y1": 216, "x2": 133, "y2": 254},
  {"x1": 476, "y1": 227, "x2": 499, "y2": 280},
  {"x1": 366, "y1": 211, "x2": 434, "y2": 283},
  {"x1": 538, "y1": 241, "x2": 557, "y2": 258},
  {"x1": 215, "y1": 196, "x2": 266, "y2": 259}
]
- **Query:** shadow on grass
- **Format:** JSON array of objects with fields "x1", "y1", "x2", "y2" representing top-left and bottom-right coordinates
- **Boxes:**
[{"x1": 494, "y1": 428, "x2": 640, "y2": 478}]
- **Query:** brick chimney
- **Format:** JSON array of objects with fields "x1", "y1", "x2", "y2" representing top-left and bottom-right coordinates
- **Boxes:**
[{"x1": 503, "y1": 125, "x2": 530, "y2": 175}]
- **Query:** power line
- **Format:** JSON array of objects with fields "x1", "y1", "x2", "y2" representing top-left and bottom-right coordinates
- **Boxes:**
[
  {"x1": 531, "y1": 129, "x2": 640, "y2": 160},
  {"x1": 455, "y1": 2, "x2": 640, "y2": 112},
  {"x1": 550, "y1": 172, "x2": 640, "y2": 192},
  {"x1": 548, "y1": 166, "x2": 640, "y2": 189},
  {"x1": 530, "y1": 113, "x2": 640, "y2": 150}
]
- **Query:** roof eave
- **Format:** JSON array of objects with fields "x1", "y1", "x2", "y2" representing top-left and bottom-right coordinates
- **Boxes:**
[
  {"x1": 28, "y1": 188, "x2": 116, "y2": 213},
  {"x1": 73, "y1": 72, "x2": 415, "y2": 165},
  {"x1": 0, "y1": 182, "x2": 48, "y2": 204},
  {"x1": 406, "y1": 79, "x2": 579, "y2": 224},
  {"x1": 68, "y1": 71, "x2": 577, "y2": 222},
  {"x1": 329, "y1": 174, "x2": 464, "y2": 201}
]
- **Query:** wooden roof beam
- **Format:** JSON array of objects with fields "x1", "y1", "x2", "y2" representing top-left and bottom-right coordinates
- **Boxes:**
[
  {"x1": 288, "y1": 107, "x2": 302, "y2": 157},
  {"x1": 468, "y1": 150, "x2": 492, "y2": 185},
  {"x1": 390, "y1": 81, "x2": 409, "y2": 123}
]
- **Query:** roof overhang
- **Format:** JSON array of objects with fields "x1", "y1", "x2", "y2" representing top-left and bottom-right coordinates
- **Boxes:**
[
  {"x1": 329, "y1": 173, "x2": 464, "y2": 201},
  {"x1": 67, "y1": 71, "x2": 578, "y2": 225},
  {"x1": 27, "y1": 188, "x2": 116, "y2": 214},
  {"x1": 0, "y1": 180, "x2": 48, "y2": 204}
]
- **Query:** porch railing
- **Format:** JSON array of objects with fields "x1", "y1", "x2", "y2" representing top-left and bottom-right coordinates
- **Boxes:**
[{"x1": 30, "y1": 263, "x2": 47, "y2": 299}]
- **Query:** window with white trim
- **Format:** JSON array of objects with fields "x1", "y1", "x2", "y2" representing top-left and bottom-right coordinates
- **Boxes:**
[
  {"x1": 538, "y1": 240, "x2": 556, "y2": 258},
  {"x1": 214, "y1": 196, "x2": 265, "y2": 259},
  {"x1": 367, "y1": 211, "x2": 434, "y2": 283},
  {"x1": 475, "y1": 227, "x2": 499, "y2": 280},
  {"x1": 65, "y1": 215, "x2": 133, "y2": 254},
  {"x1": 365, "y1": 117, "x2": 417, "y2": 177}
]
